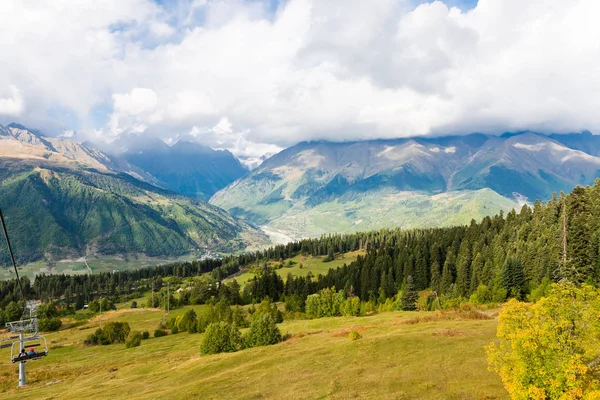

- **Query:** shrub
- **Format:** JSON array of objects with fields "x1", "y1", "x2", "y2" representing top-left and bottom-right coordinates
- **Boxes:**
[
  {"x1": 130, "y1": 301, "x2": 138, "y2": 309},
  {"x1": 487, "y1": 283, "x2": 600, "y2": 399},
  {"x1": 154, "y1": 329, "x2": 167, "y2": 338},
  {"x1": 103, "y1": 322, "x2": 131, "y2": 344},
  {"x1": 142, "y1": 331, "x2": 150, "y2": 340},
  {"x1": 39, "y1": 317, "x2": 62, "y2": 332},
  {"x1": 244, "y1": 314, "x2": 282, "y2": 348},
  {"x1": 200, "y1": 322, "x2": 242, "y2": 355},
  {"x1": 342, "y1": 297, "x2": 361, "y2": 316},
  {"x1": 126, "y1": 331, "x2": 143, "y2": 348},
  {"x1": 349, "y1": 330, "x2": 362, "y2": 340},
  {"x1": 469, "y1": 285, "x2": 492, "y2": 305},
  {"x1": 305, "y1": 288, "x2": 344, "y2": 318},
  {"x1": 359, "y1": 300, "x2": 376, "y2": 315},
  {"x1": 171, "y1": 325, "x2": 179, "y2": 334},
  {"x1": 252, "y1": 299, "x2": 283, "y2": 323},
  {"x1": 177, "y1": 309, "x2": 198, "y2": 333}
]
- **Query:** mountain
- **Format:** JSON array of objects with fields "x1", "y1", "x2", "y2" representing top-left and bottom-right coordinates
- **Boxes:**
[
  {"x1": 100, "y1": 136, "x2": 247, "y2": 201},
  {"x1": 211, "y1": 131, "x2": 600, "y2": 238},
  {"x1": 0, "y1": 124, "x2": 267, "y2": 265}
]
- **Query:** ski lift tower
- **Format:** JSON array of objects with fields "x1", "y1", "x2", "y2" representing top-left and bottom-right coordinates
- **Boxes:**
[
  {"x1": 1, "y1": 208, "x2": 48, "y2": 388},
  {"x1": 6, "y1": 301, "x2": 48, "y2": 387}
]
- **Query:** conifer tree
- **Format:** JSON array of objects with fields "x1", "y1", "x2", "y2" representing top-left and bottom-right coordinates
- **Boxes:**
[{"x1": 401, "y1": 276, "x2": 419, "y2": 311}]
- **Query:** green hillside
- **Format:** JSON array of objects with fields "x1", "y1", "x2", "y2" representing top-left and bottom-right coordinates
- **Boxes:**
[
  {"x1": 0, "y1": 162, "x2": 267, "y2": 265},
  {"x1": 0, "y1": 304, "x2": 505, "y2": 399},
  {"x1": 215, "y1": 185, "x2": 519, "y2": 239}
]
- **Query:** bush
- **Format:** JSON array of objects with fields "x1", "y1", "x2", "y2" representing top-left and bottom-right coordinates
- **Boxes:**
[
  {"x1": 200, "y1": 322, "x2": 242, "y2": 355},
  {"x1": 171, "y1": 325, "x2": 179, "y2": 334},
  {"x1": 342, "y1": 297, "x2": 361, "y2": 316},
  {"x1": 176, "y1": 309, "x2": 198, "y2": 333},
  {"x1": 104, "y1": 322, "x2": 131, "y2": 344},
  {"x1": 39, "y1": 317, "x2": 62, "y2": 332},
  {"x1": 142, "y1": 331, "x2": 150, "y2": 340},
  {"x1": 130, "y1": 301, "x2": 138, "y2": 309},
  {"x1": 349, "y1": 330, "x2": 362, "y2": 340},
  {"x1": 126, "y1": 331, "x2": 143, "y2": 348},
  {"x1": 244, "y1": 314, "x2": 282, "y2": 348},
  {"x1": 252, "y1": 299, "x2": 283, "y2": 323},
  {"x1": 85, "y1": 322, "x2": 131, "y2": 346},
  {"x1": 305, "y1": 288, "x2": 344, "y2": 318},
  {"x1": 487, "y1": 283, "x2": 600, "y2": 398},
  {"x1": 154, "y1": 329, "x2": 167, "y2": 338},
  {"x1": 469, "y1": 285, "x2": 492, "y2": 305}
]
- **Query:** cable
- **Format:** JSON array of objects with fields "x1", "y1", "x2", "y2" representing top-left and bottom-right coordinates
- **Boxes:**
[{"x1": 0, "y1": 208, "x2": 25, "y2": 302}]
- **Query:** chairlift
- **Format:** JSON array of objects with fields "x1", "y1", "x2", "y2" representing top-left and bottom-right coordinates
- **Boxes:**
[
  {"x1": 10, "y1": 336, "x2": 48, "y2": 363},
  {"x1": 0, "y1": 330, "x2": 18, "y2": 349},
  {"x1": 1, "y1": 208, "x2": 50, "y2": 387}
]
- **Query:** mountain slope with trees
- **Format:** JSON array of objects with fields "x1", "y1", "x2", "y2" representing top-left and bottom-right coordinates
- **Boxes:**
[
  {"x1": 14, "y1": 180, "x2": 600, "y2": 309},
  {"x1": 0, "y1": 124, "x2": 267, "y2": 266}
]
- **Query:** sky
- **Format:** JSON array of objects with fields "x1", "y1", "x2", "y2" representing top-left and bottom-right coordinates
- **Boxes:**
[{"x1": 0, "y1": 0, "x2": 599, "y2": 158}]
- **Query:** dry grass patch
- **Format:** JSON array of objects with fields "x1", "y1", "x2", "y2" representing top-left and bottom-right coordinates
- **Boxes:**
[
  {"x1": 399, "y1": 308, "x2": 493, "y2": 325},
  {"x1": 433, "y1": 329, "x2": 466, "y2": 337}
]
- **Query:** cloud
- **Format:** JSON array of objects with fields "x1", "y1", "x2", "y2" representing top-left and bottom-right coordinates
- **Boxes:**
[
  {"x1": 1, "y1": 0, "x2": 600, "y2": 157},
  {"x1": 0, "y1": 86, "x2": 24, "y2": 116},
  {"x1": 110, "y1": 88, "x2": 161, "y2": 135}
]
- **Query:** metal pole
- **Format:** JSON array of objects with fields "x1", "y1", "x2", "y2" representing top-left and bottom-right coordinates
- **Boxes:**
[
  {"x1": 18, "y1": 331, "x2": 25, "y2": 388},
  {"x1": 99, "y1": 298, "x2": 102, "y2": 329}
]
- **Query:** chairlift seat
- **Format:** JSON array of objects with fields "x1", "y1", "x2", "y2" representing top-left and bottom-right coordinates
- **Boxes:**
[{"x1": 12, "y1": 351, "x2": 47, "y2": 363}]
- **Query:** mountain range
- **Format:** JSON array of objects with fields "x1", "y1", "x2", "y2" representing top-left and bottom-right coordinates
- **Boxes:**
[
  {"x1": 3, "y1": 121, "x2": 600, "y2": 265},
  {"x1": 0, "y1": 123, "x2": 267, "y2": 265},
  {"x1": 211, "y1": 131, "x2": 600, "y2": 239}
]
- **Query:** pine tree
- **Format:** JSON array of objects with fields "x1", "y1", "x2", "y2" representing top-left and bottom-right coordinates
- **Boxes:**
[
  {"x1": 430, "y1": 260, "x2": 442, "y2": 293},
  {"x1": 401, "y1": 276, "x2": 419, "y2": 311},
  {"x1": 500, "y1": 258, "x2": 527, "y2": 300}
]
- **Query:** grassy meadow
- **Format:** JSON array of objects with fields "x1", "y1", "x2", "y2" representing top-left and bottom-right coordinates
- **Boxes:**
[
  {"x1": 227, "y1": 250, "x2": 366, "y2": 288},
  {"x1": 0, "y1": 303, "x2": 507, "y2": 399}
]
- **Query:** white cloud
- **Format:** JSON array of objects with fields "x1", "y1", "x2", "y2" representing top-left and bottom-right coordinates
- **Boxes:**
[
  {"x1": 1, "y1": 0, "x2": 600, "y2": 156},
  {"x1": 0, "y1": 86, "x2": 24, "y2": 116},
  {"x1": 113, "y1": 88, "x2": 159, "y2": 116},
  {"x1": 110, "y1": 88, "x2": 161, "y2": 136}
]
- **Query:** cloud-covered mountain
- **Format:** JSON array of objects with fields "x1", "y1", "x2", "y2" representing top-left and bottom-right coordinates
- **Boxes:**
[
  {"x1": 211, "y1": 131, "x2": 600, "y2": 238},
  {"x1": 101, "y1": 136, "x2": 248, "y2": 201},
  {"x1": 0, "y1": 124, "x2": 267, "y2": 265}
]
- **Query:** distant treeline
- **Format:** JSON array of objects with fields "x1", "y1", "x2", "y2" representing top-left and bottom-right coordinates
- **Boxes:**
[{"x1": 2, "y1": 182, "x2": 600, "y2": 318}]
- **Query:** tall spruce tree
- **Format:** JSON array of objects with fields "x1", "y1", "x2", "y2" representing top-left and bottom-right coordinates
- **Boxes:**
[{"x1": 401, "y1": 276, "x2": 419, "y2": 311}]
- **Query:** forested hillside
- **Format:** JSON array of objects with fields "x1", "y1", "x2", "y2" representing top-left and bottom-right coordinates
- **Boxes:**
[
  {"x1": 6, "y1": 181, "x2": 599, "y2": 312},
  {"x1": 0, "y1": 162, "x2": 266, "y2": 265}
]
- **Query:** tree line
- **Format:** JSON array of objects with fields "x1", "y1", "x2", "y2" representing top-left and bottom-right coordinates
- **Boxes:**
[{"x1": 2, "y1": 182, "x2": 600, "y2": 321}]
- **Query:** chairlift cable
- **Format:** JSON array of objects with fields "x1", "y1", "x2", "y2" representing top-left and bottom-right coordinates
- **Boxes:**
[{"x1": 0, "y1": 208, "x2": 25, "y2": 302}]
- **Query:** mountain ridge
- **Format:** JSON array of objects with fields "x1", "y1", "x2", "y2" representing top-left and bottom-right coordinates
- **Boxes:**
[
  {"x1": 211, "y1": 131, "x2": 600, "y2": 239},
  {"x1": 0, "y1": 124, "x2": 268, "y2": 265}
]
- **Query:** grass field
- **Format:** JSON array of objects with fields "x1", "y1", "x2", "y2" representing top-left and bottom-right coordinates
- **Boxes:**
[
  {"x1": 0, "y1": 303, "x2": 507, "y2": 399},
  {"x1": 227, "y1": 250, "x2": 366, "y2": 288}
]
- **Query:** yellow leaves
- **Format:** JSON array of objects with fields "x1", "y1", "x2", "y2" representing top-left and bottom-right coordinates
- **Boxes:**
[{"x1": 487, "y1": 283, "x2": 600, "y2": 399}]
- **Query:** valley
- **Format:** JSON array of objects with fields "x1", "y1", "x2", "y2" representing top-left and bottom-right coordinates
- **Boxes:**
[{"x1": 2, "y1": 2, "x2": 599, "y2": 398}]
